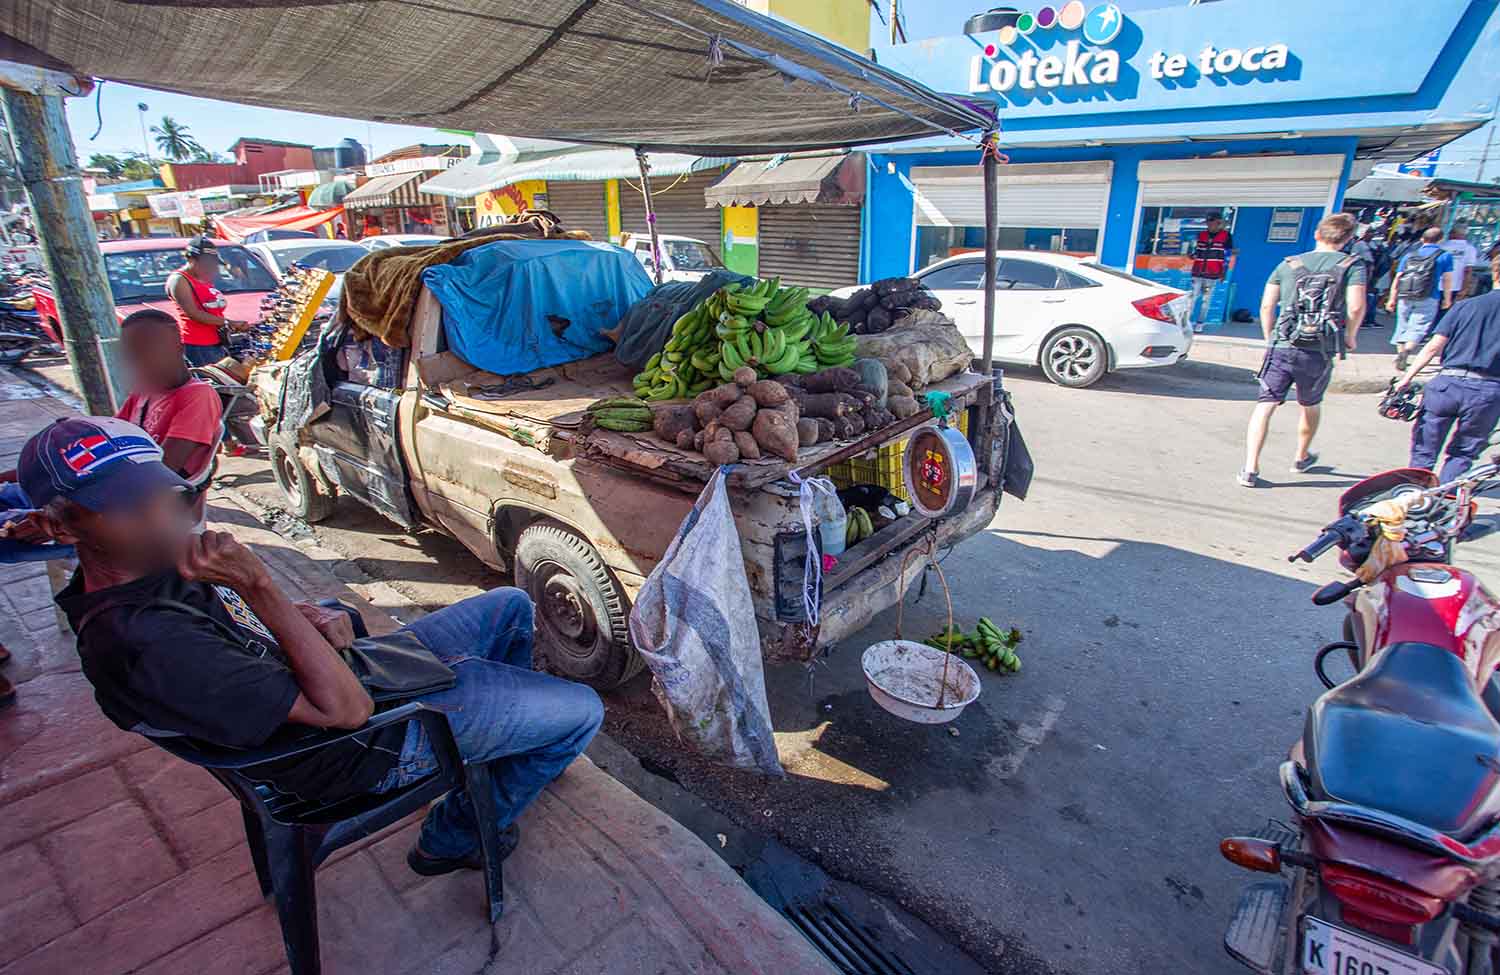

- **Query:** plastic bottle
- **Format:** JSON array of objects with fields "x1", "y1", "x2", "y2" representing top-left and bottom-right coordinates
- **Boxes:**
[{"x1": 809, "y1": 477, "x2": 848, "y2": 557}]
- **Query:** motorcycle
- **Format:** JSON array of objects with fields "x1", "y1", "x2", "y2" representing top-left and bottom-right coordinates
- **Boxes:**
[
  {"x1": 1222, "y1": 462, "x2": 1500, "y2": 974},
  {"x1": 0, "y1": 292, "x2": 49, "y2": 366}
]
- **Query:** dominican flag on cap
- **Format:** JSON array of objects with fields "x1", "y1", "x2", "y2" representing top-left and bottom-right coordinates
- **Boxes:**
[{"x1": 18, "y1": 416, "x2": 191, "y2": 512}]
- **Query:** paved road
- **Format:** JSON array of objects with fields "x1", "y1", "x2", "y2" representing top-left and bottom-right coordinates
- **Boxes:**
[{"x1": 179, "y1": 359, "x2": 1500, "y2": 973}]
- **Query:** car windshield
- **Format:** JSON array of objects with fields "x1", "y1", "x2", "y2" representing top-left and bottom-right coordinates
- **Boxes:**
[
  {"x1": 103, "y1": 245, "x2": 280, "y2": 303},
  {"x1": 1080, "y1": 262, "x2": 1162, "y2": 288},
  {"x1": 263, "y1": 244, "x2": 366, "y2": 274},
  {"x1": 665, "y1": 240, "x2": 721, "y2": 271}
]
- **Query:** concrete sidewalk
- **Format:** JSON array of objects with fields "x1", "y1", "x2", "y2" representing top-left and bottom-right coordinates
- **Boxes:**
[
  {"x1": 1182, "y1": 313, "x2": 1408, "y2": 393},
  {"x1": 0, "y1": 370, "x2": 835, "y2": 975}
]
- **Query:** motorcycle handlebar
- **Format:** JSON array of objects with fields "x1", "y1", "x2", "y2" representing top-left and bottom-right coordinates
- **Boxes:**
[
  {"x1": 1312, "y1": 579, "x2": 1363, "y2": 606},
  {"x1": 1289, "y1": 527, "x2": 1345, "y2": 564}
]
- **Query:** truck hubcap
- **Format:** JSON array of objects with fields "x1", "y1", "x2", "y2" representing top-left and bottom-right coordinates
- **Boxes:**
[{"x1": 537, "y1": 567, "x2": 598, "y2": 653}]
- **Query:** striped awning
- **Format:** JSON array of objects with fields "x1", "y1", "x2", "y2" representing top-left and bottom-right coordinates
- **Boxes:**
[{"x1": 344, "y1": 172, "x2": 442, "y2": 210}]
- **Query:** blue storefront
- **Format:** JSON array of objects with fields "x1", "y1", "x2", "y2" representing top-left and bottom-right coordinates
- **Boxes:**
[{"x1": 858, "y1": 0, "x2": 1500, "y2": 325}]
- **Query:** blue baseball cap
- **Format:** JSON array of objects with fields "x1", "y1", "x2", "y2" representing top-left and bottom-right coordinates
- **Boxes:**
[{"x1": 18, "y1": 416, "x2": 191, "y2": 512}]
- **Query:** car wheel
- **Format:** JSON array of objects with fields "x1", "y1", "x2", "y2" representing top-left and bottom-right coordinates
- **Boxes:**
[
  {"x1": 514, "y1": 521, "x2": 643, "y2": 689},
  {"x1": 270, "y1": 436, "x2": 336, "y2": 523},
  {"x1": 1040, "y1": 326, "x2": 1108, "y2": 388}
]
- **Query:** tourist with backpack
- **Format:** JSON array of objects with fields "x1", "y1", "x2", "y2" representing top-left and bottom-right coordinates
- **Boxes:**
[
  {"x1": 1238, "y1": 213, "x2": 1366, "y2": 488},
  {"x1": 1385, "y1": 226, "x2": 1454, "y2": 371}
]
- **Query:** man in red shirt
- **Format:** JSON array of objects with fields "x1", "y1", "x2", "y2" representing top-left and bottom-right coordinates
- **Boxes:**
[{"x1": 114, "y1": 308, "x2": 223, "y2": 524}]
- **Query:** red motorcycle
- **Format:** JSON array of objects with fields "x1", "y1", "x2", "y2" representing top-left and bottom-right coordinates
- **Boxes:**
[{"x1": 1222, "y1": 463, "x2": 1500, "y2": 974}]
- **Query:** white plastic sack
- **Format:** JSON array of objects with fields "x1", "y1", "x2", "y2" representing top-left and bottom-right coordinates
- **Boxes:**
[{"x1": 627, "y1": 469, "x2": 784, "y2": 775}]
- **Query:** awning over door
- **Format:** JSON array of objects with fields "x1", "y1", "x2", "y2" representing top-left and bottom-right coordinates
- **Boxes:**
[
  {"x1": 705, "y1": 153, "x2": 864, "y2": 207},
  {"x1": 1137, "y1": 155, "x2": 1345, "y2": 208},
  {"x1": 910, "y1": 161, "x2": 1112, "y2": 229},
  {"x1": 214, "y1": 205, "x2": 345, "y2": 242},
  {"x1": 344, "y1": 172, "x2": 438, "y2": 210}
]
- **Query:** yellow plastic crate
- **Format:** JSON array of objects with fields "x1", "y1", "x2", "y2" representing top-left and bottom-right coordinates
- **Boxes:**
[{"x1": 827, "y1": 409, "x2": 968, "y2": 502}]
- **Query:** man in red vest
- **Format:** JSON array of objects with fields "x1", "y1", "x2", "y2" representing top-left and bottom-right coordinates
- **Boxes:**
[{"x1": 1189, "y1": 215, "x2": 1234, "y2": 332}]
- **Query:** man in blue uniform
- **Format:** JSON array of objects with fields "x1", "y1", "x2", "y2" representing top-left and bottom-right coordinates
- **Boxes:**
[{"x1": 1395, "y1": 248, "x2": 1500, "y2": 481}]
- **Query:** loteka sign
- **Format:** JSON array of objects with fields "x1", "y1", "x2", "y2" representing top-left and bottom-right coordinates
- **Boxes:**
[{"x1": 967, "y1": 1, "x2": 1292, "y2": 96}]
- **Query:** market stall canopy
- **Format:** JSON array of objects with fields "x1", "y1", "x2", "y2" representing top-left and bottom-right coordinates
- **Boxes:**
[
  {"x1": 215, "y1": 205, "x2": 345, "y2": 242},
  {"x1": 307, "y1": 178, "x2": 356, "y2": 208},
  {"x1": 704, "y1": 152, "x2": 864, "y2": 207},
  {"x1": 343, "y1": 173, "x2": 445, "y2": 211},
  {"x1": 0, "y1": 0, "x2": 990, "y2": 155},
  {"x1": 1343, "y1": 173, "x2": 1433, "y2": 204},
  {"x1": 422, "y1": 145, "x2": 730, "y2": 200}
]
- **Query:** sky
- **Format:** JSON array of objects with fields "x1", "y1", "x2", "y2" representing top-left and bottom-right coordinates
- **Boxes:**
[{"x1": 62, "y1": 0, "x2": 1498, "y2": 183}]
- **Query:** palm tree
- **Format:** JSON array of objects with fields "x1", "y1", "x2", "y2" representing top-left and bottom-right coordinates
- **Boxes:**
[{"x1": 150, "y1": 116, "x2": 204, "y2": 162}]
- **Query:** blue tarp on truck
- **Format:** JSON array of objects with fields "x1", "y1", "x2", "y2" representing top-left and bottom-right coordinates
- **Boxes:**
[{"x1": 421, "y1": 239, "x2": 652, "y2": 376}]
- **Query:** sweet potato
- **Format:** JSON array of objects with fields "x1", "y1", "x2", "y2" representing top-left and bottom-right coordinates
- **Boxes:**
[
  {"x1": 796, "y1": 418, "x2": 822, "y2": 447},
  {"x1": 733, "y1": 430, "x2": 762, "y2": 460},
  {"x1": 711, "y1": 382, "x2": 743, "y2": 405},
  {"x1": 751, "y1": 410, "x2": 799, "y2": 462},
  {"x1": 652, "y1": 404, "x2": 697, "y2": 443},
  {"x1": 769, "y1": 399, "x2": 800, "y2": 422},
  {"x1": 732, "y1": 366, "x2": 758, "y2": 387},
  {"x1": 790, "y1": 391, "x2": 860, "y2": 419},
  {"x1": 888, "y1": 394, "x2": 921, "y2": 419},
  {"x1": 801, "y1": 367, "x2": 860, "y2": 394},
  {"x1": 746, "y1": 380, "x2": 790, "y2": 408},
  {"x1": 703, "y1": 438, "x2": 740, "y2": 466},
  {"x1": 674, "y1": 429, "x2": 693, "y2": 449},
  {"x1": 693, "y1": 429, "x2": 707, "y2": 451},
  {"x1": 718, "y1": 395, "x2": 759, "y2": 432}
]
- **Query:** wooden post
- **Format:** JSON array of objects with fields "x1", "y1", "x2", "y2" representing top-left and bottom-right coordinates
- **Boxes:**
[
  {"x1": 635, "y1": 148, "x2": 665, "y2": 286},
  {"x1": 980, "y1": 134, "x2": 998, "y2": 377},
  {"x1": 1, "y1": 86, "x2": 123, "y2": 414}
]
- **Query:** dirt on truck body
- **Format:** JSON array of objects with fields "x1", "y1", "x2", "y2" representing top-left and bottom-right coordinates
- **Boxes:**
[{"x1": 256, "y1": 285, "x2": 1016, "y2": 690}]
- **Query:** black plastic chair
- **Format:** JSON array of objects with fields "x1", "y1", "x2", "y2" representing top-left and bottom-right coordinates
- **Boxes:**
[{"x1": 149, "y1": 606, "x2": 507, "y2": 975}]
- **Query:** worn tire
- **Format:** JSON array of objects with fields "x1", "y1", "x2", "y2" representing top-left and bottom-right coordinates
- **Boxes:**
[
  {"x1": 1040, "y1": 326, "x2": 1108, "y2": 388},
  {"x1": 514, "y1": 521, "x2": 641, "y2": 689},
  {"x1": 269, "y1": 437, "x2": 335, "y2": 523}
]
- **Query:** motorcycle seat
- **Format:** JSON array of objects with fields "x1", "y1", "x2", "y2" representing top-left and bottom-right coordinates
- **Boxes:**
[{"x1": 1305, "y1": 641, "x2": 1500, "y2": 839}]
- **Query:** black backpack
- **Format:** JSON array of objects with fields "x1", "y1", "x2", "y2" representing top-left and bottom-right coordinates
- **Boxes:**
[
  {"x1": 1397, "y1": 249, "x2": 1441, "y2": 299},
  {"x1": 1276, "y1": 255, "x2": 1358, "y2": 352}
]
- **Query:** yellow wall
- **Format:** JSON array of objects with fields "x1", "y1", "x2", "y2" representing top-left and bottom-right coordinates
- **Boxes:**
[
  {"x1": 745, "y1": 0, "x2": 870, "y2": 51},
  {"x1": 472, "y1": 180, "x2": 546, "y2": 227}
]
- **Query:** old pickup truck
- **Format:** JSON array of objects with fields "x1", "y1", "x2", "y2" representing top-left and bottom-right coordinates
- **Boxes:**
[{"x1": 253, "y1": 269, "x2": 1018, "y2": 690}]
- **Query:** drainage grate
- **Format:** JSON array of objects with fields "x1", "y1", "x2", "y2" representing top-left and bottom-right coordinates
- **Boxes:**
[{"x1": 785, "y1": 901, "x2": 917, "y2": 975}]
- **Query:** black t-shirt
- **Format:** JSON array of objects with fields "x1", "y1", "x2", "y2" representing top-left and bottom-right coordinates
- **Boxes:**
[
  {"x1": 1436, "y1": 290, "x2": 1500, "y2": 376},
  {"x1": 57, "y1": 569, "x2": 402, "y2": 801}
]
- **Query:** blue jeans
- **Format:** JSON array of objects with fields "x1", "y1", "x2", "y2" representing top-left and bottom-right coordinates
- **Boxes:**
[
  {"x1": 373, "y1": 588, "x2": 604, "y2": 859},
  {"x1": 183, "y1": 343, "x2": 229, "y2": 367},
  {"x1": 1410, "y1": 374, "x2": 1500, "y2": 483}
]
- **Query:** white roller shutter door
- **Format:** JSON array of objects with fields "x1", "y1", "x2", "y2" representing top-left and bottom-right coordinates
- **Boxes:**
[
  {"x1": 911, "y1": 161, "x2": 1111, "y2": 229},
  {"x1": 1137, "y1": 155, "x2": 1344, "y2": 208}
]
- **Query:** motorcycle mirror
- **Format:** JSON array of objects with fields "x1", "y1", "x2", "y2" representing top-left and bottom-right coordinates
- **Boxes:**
[{"x1": 1312, "y1": 580, "x2": 1362, "y2": 606}]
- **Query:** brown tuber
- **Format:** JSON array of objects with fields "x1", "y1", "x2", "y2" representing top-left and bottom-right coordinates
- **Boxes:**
[
  {"x1": 801, "y1": 367, "x2": 861, "y2": 394},
  {"x1": 732, "y1": 366, "x2": 758, "y2": 387},
  {"x1": 790, "y1": 391, "x2": 862, "y2": 419},
  {"x1": 652, "y1": 404, "x2": 697, "y2": 444},
  {"x1": 718, "y1": 395, "x2": 759, "y2": 432},
  {"x1": 751, "y1": 409, "x2": 799, "y2": 462},
  {"x1": 796, "y1": 418, "x2": 822, "y2": 447},
  {"x1": 703, "y1": 438, "x2": 740, "y2": 466},
  {"x1": 733, "y1": 430, "x2": 761, "y2": 460},
  {"x1": 675, "y1": 429, "x2": 694, "y2": 450},
  {"x1": 887, "y1": 394, "x2": 921, "y2": 419},
  {"x1": 814, "y1": 418, "x2": 836, "y2": 443},
  {"x1": 711, "y1": 382, "x2": 743, "y2": 405},
  {"x1": 746, "y1": 380, "x2": 790, "y2": 408},
  {"x1": 886, "y1": 379, "x2": 915, "y2": 401}
]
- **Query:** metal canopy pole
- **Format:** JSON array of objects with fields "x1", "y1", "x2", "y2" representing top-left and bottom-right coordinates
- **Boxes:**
[
  {"x1": 1, "y1": 83, "x2": 124, "y2": 414},
  {"x1": 980, "y1": 133, "x2": 998, "y2": 376},
  {"x1": 634, "y1": 148, "x2": 664, "y2": 286}
]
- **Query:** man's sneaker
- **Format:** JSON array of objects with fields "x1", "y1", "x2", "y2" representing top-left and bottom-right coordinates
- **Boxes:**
[
  {"x1": 1236, "y1": 470, "x2": 1259, "y2": 488},
  {"x1": 1291, "y1": 453, "x2": 1320, "y2": 473},
  {"x1": 407, "y1": 823, "x2": 520, "y2": 877}
]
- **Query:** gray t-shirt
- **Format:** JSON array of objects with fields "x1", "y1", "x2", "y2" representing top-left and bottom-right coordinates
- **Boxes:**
[{"x1": 1268, "y1": 250, "x2": 1368, "y2": 349}]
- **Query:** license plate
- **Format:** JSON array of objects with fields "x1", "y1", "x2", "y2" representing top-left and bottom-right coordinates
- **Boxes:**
[{"x1": 1302, "y1": 917, "x2": 1447, "y2": 975}]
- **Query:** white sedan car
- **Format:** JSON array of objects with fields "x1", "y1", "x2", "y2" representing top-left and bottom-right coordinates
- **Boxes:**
[
  {"x1": 832, "y1": 251, "x2": 1191, "y2": 388},
  {"x1": 359, "y1": 234, "x2": 449, "y2": 251}
]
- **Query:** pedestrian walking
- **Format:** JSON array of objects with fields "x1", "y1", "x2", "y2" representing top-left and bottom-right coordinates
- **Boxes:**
[
  {"x1": 1350, "y1": 223, "x2": 1389, "y2": 327},
  {"x1": 1386, "y1": 226, "x2": 1454, "y2": 371},
  {"x1": 1239, "y1": 213, "x2": 1365, "y2": 488},
  {"x1": 1188, "y1": 214, "x2": 1233, "y2": 332},
  {"x1": 1395, "y1": 247, "x2": 1500, "y2": 481},
  {"x1": 1440, "y1": 223, "x2": 1481, "y2": 303}
]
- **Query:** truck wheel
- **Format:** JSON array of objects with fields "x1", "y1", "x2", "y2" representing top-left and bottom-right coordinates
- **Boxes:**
[
  {"x1": 514, "y1": 522, "x2": 641, "y2": 689},
  {"x1": 270, "y1": 437, "x2": 335, "y2": 523}
]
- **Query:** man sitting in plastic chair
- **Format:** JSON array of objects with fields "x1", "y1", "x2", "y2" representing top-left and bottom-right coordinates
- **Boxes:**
[{"x1": 19, "y1": 416, "x2": 603, "y2": 878}]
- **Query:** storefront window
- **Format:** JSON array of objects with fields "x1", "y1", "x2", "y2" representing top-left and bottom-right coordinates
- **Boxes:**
[
  {"x1": 1135, "y1": 206, "x2": 1235, "y2": 258},
  {"x1": 914, "y1": 225, "x2": 1099, "y2": 269}
]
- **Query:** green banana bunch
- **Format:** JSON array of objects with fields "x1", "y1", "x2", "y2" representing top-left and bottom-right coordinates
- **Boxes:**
[
  {"x1": 587, "y1": 397, "x2": 654, "y2": 433},
  {"x1": 844, "y1": 506, "x2": 876, "y2": 545},
  {"x1": 976, "y1": 617, "x2": 1023, "y2": 672}
]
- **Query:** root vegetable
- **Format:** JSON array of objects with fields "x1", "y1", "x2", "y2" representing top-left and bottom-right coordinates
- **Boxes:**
[
  {"x1": 862, "y1": 406, "x2": 895, "y2": 430},
  {"x1": 829, "y1": 415, "x2": 859, "y2": 439},
  {"x1": 733, "y1": 430, "x2": 762, "y2": 460},
  {"x1": 887, "y1": 379, "x2": 915, "y2": 400},
  {"x1": 852, "y1": 358, "x2": 888, "y2": 408},
  {"x1": 732, "y1": 366, "x2": 758, "y2": 387},
  {"x1": 796, "y1": 418, "x2": 822, "y2": 446},
  {"x1": 885, "y1": 359, "x2": 913, "y2": 386},
  {"x1": 844, "y1": 413, "x2": 867, "y2": 436},
  {"x1": 802, "y1": 367, "x2": 860, "y2": 394},
  {"x1": 751, "y1": 410, "x2": 799, "y2": 462},
  {"x1": 652, "y1": 405, "x2": 697, "y2": 443},
  {"x1": 703, "y1": 438, "x2": 740, "y2": 466},
  {"x1": 711, "y1": 382, "x2": 743, "y2": 405},
  {"x1": 693, "y1": 430, "x2": 707, "y2": 451},
  {"x1": 718, "y1": 396, "x2": 759, "y2": 432},
  {"x1": 814, "y1": 418, "x2": 836, "y2": 442},
  {"x1": 675, "y1": 429, "x2": 695, "y2": 449},
  {"x1": 747, "y1": 380, "x2": 790, "y2": 408},
  {"x1": 789, "y1": 391, "x2": 861, "y2": 419},
  {"x1": 888, "y1": 394, "x2": 920, "y2": 419},
  {"x1": 769, "y1": 399, "x2": 800, "y2": 422}
]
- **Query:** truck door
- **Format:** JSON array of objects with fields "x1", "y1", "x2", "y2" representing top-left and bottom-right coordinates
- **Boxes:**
[{"x1": 306, "y1": 338, "x2": 417, "y2": 527}]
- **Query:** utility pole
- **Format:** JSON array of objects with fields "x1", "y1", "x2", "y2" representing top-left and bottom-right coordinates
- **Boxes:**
[
  {"x1": 2, "y1": 84, "x2": 124, "y2": 413},
  {"x1": 1478, "y1": 122, "x2": 1497, "y2": 184}
]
